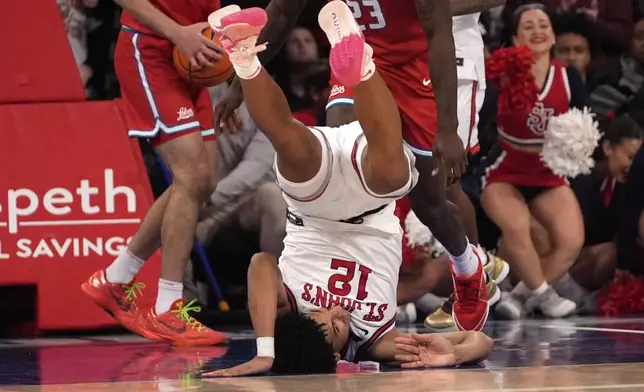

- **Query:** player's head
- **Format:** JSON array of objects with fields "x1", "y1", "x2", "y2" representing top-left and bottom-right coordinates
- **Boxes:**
[
  {"x1": 551, "y1": 12, "x2": 600, "y2": 76},
  {"x1": 272, "y1": 306, "x2": 350, "y2": 375},
  {"x1": 599, "y1": 115, "x2": 644, "y2": 182},
  {"x1": 512, "y1": 4, "x2": 554, "y2": 56}
]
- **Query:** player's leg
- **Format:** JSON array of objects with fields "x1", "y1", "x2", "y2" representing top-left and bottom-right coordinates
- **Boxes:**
[
  {"x1": 407, "y1": 146, "x2": 489, "y2": 330},
  {"x1": 318, "y1": 1, "x2": 411, "y2": 194},
  {"x1": 446, "y1": 79, "x2": 482, "y2": 245},
  {"x1": 208, "y1": 6, "x2": 322, "y2": 186},
  {"x1": 397, "y1": 252, "x2": 451, "y2": 305},
  {"x1": 83, "y1": 31, "x2": 223, "y2": 344},
  {"x1": 426, "y1": 79, "x2": 509, "y2": 330}
]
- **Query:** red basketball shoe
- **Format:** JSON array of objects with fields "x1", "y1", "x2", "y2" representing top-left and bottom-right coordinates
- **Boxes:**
[
  {"x1": 451, "y1": 247, "x2": 489, "y2": 331},
  {"x1": 81, "y1": 270, "x2": 148, "y2": 336}
]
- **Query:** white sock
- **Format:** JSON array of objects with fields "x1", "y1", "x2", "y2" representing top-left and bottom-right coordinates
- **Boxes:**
[
  {"x1": 105, "y1": 248, "x2": 145, "y2": 284},
  {"x1": 513, "y1": 281, "x2": 548, "y2": 297},
  {"x1": 476, "y1": 244, "x2": 489, "y2": 266},
  {"x1": 448, "y1": 243, "x2": 480, "y2": 277},
  {"x1": 231, "y1": 55, "x2": 261, "y2": 80},
  {"x1": 553, "y1": 273, "x2": 588, "y2": 303},
  {"x1": 156, "y1": 279, "x2": 183, "y2": 315}
]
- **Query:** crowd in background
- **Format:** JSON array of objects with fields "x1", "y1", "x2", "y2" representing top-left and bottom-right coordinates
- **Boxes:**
[{"x1": 55, "y1": 0, "x2": 644, "y2": 320}]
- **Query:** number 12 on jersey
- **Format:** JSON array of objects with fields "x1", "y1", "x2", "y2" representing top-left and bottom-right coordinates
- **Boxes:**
[
  {"x1": 345, "y1": 0, "x2": 387, "y2": 31},
  {"x1": 327, "y1": 259, "x2": 373, "y2": 301}
]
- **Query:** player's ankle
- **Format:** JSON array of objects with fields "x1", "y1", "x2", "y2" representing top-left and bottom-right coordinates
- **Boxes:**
[
  {"x1": 449, "y1": 243, "x2": 479, "y2": 277},
  {"x1": 232, "y1": 55, "x2": 261, "y2": 80},
  {"x1": 155, "y1": 279, "x2": 183, "y2": 314}
]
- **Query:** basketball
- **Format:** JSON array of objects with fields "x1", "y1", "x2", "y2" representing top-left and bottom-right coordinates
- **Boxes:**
[{"x1": 173, "y1": 28, "x2": 234, "y2": 87}]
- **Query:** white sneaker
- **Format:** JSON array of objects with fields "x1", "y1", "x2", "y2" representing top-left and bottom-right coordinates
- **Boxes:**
[
  {"x1": 396, "y1": 303, "x2": 417, "y2": 323},
  {"x1": 527, "y1": 286, "x2": 577, "y2": 318},
  {"x1": 496, "y1": 291, "x2": 524, "y2": 320}
]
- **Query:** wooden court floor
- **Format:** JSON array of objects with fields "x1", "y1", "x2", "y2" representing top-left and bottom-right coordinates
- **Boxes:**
[{"x1": 1, "y1": 317, "x2": 644, "y2": 391}]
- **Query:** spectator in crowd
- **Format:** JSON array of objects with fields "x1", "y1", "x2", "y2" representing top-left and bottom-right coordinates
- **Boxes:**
[
  {"x1": 292, "y1": 59, "x2": 331, "y2": 126},
  {"x1": 551, "y1": 12, "x2": 602, "y2": 88},
  {"x1": 502, "y1": 0, "x2": 633, "y2": 57},
  {"x1": 273, "y1": 26, "x2": 321, "y2": 111},
  {"x1": 590, "y1": 18, "x2": 644, "y2": 120},
  {"x1": 481, "y1": 5, "x2": 585, "y2": 319},
  {"x1": 195, "y1": 84, "x2": 286, "y2": 257},
  {"x1": 527, "y1": 116, "x2": 643, "y2": 312},
  {"x1": 57, "y1": 0, "x2": 99, "y2": 94}
]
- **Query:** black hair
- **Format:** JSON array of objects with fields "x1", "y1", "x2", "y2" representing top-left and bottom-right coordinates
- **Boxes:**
[
  {"x1": 602, "y1": 114, "x2": 644, "y2": 146},
  {"x1": 551, "y1": 12, "x2": 601, "y2": 57},
  {"x1": 512, "y1": 3, "x2": 547, "y2": 36},
  {"x1": 271, "y1": 312, "x2": 337, "y2": 375},
  {"x1": 593, "y1": 114, "x2": 644, "y2": 161}
]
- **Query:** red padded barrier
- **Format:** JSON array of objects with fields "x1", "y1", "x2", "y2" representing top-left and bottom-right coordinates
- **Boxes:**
[
  {"x1": 0, "y1": 100, "x2": 160, "y2": 330},
  {"x1": 0, "y1": 0, "x2": 86, "y2": 103}
]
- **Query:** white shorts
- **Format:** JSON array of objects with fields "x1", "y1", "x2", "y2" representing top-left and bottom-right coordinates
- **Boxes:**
[
  {"x1": 457, "y1": 78, "x2": 486, "y2": 154},
  {"x1": 275, "y1": 121, "x2": 418, "y2": 226}
]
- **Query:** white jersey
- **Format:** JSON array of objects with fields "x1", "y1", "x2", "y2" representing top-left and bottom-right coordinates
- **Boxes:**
[
  {"x1": 452, "y1": 13, "x2": 485, "y2": 82},
  {"x1": 276, "y1": 122, "x2": 418, "y2": 361}
]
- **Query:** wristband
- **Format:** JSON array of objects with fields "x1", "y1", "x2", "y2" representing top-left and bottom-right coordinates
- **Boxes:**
[{"x1": 256, "y1": 337, "x2": 275, "y2": 358}]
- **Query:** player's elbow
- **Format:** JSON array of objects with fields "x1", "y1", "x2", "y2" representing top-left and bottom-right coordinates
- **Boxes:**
[{"x1": 249, "y1": 252, "x2": 278, "y2": 278}]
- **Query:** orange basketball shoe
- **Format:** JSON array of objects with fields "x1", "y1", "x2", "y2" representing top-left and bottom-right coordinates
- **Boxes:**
[
  {"x1": 81, "y1": 270, "x2": 148, "y2": 336},
  {"x1": 140, "y1": 299, "x2": 227, "y2": 346}
]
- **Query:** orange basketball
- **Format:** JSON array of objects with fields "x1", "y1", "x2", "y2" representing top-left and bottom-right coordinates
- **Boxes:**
[{"x1": 173, "y1": 28, "x2": 234, "y2": 87}]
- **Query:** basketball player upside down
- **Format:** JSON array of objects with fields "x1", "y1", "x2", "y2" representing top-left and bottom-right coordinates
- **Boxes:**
[
  {"x1": 202, "y1": 3, "x2": 494, "y2": 377},
  {"x1": 215, "y1": 0, "x2": 509, "y2": 332}
]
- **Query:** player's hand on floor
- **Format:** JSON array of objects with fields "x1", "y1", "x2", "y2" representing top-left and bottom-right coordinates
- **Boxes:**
[
  {"x1": 394, "y1": 333, "x2": 456, "y2": 368},
  {"x1": 201, "y1": 356, "x2": 274, "y2": 377},
  {"x1": 214, "y1": 78, "x2": 244, "y2": 134},
  {"x1": 433, "y1": 131, "x2": 467, "y2": 184},
  {"x1": 170, "y1": 22, "x2": 224, "y2": 69}
]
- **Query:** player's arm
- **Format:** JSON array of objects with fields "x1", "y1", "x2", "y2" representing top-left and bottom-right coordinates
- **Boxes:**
[
  {"x1": 368, "y1": 329, "x2": 493, "y2": 366},
  {"x1": 202, "y1": 252, "x2": 289, "y2": 377},
  {"x1": 247, "y1": 252, "x2": 291, "y2": 336},
  {"x1": 415, "y1": 0, "x2": 458, "y2": 134},
  {"x1": 114, "y1": 0, "x2": 181, "y2": 38},
  {"x1": 430, "y1": 331, "x2": 494, "y2": 364},
  {"x1": 450, "y1": 0, "x2": 505, "y2": 16},
  {"x1": 115, "y1": 0, "x2": 221, "y2": 67}
]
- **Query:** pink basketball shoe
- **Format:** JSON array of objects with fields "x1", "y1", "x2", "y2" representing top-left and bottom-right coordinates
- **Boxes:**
[
  {"x1": 208, "y1": 5, "x2": 268, "y2": 63},
  {"x1": 318, "y1": 1, "x2": 373, "y2": 87}
]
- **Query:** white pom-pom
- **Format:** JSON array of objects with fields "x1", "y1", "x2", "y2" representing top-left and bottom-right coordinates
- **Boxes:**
[
  {"x1": 540, "y1": 107, "x2": 602, "y2": 178},
  {"x1": 404, "y1": 211, "x2": 446, "y2": 256}
]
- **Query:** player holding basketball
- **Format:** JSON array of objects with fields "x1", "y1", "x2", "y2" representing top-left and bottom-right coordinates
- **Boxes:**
[
  {"x1": 203, "y1": 3, "x2": 494, "y2": 376},
  {"x1": 81, "y1": 0, "x2": 227, "y2": 345},
  {"x1": 215, "y1": 0, "x2": 507, "y2": 332}
]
